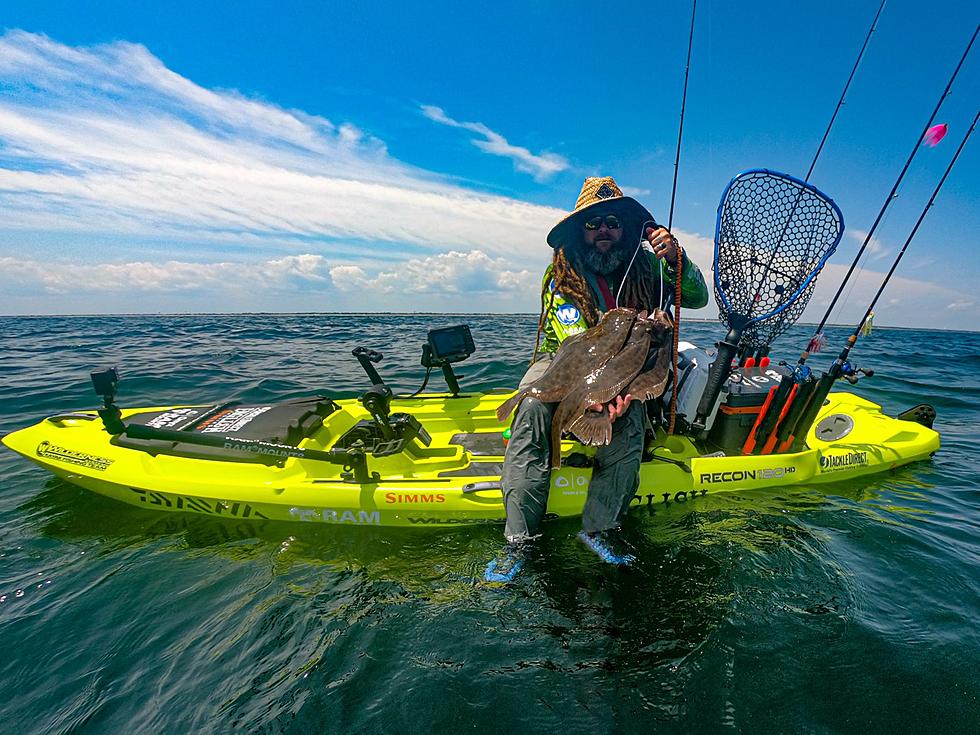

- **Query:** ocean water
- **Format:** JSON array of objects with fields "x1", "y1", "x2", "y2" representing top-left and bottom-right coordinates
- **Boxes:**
[{"x1": 1, "y1": 313, "x2": 977, "y2": 733}]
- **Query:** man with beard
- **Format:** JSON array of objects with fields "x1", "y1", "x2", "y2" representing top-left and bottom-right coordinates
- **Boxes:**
[{"x1": 487, "y1": 177, "x2": 708, "y2": 580}]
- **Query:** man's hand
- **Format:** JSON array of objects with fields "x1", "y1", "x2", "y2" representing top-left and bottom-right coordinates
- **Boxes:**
[
  {"x1": 588, "y1": 394, "x2": 634, "y2": 423},
  {"x1": 645, "y1": 226, "x2": 678, "y2": 267}
]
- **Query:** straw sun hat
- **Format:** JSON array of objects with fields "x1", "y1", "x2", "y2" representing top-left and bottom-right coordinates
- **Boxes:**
[{"x1": 546, "y1": 176, "x2": 656, "y2": 249}]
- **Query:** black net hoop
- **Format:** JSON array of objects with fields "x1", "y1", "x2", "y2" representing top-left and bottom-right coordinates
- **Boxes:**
[{"x1": 713, "y1": 169, "x2": 844, "y2": 348}]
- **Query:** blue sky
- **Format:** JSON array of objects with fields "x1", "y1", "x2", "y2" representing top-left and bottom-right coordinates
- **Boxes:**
[{"x1": 1, "y1": 0, "x2": 977, "y2": 330}]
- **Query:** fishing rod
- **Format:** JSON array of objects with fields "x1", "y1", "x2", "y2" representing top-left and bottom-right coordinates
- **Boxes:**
[
  {"x1": 741, "y1": 23, "x2": 977, "y2": 455},
  {"x1": 694, "y1": 9, "x2": 887, "y2": 433},
  {"x1": 741, "y1": 0, "x2": 887, "y2": 359},
  {"x1": 797, "y1": 24, "x2": 978, "y2": 367},
  {"x1": 805, "y1": 0, "x2": 887, "y2": 183},
  {"x1": 782, "y1": 108, "x2": 980, "y2": 452},
  {"x1": 667, "y1": 0, "x2": 697, "y2": 231},
  {"x1": 663, "y1": 0, "x2": 697, "y2": 434}
]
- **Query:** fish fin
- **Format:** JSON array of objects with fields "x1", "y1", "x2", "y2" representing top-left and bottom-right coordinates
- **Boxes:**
[
  {"x1": 628, "y1": 344, "x2": 671, "y2": 400},
  {"x1": 627, "y1": 368, "x2": 669, "y2": 402},
  {"x1": 495, "y1": 391, "x2": 526, "y2": 422},
  {"x1": 568, "y1": 411, "x2": 613, "y2": 446}
]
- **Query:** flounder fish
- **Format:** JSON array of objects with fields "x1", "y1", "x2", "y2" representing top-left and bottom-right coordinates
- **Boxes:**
[
  {"x1": 624, "y1": 309, "x2": 674, "y2": 401},
  {"x1": 495, "y1": 307, "x2": 636, "y2": 422},
  {"x1": 551, "y1": 308, "x2": 674, "y2": 468}
]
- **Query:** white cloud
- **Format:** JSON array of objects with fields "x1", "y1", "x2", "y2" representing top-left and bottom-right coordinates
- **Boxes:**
[
  {"x1": 847, "y1": 228, "x2": 891, "y2": 260},
  {"x1": 0, "y1": 31, "x2": 972, "y2": 329},
  {"x1": 0, "y1": 31, "x2": 563, "y2": 266},
  {"x1": 0, "y1": 254, "x2": 334, "y2": 293},
  {"x1": 331, "y1": 250, "x2": 535, "y2": 295},
  {"x1": 0, "y1": 249, "x2": 536, "y2": 299},
  {"x1": 799, "y1": 260, "x2": 979, "y2": 328},
  {"x1": 420, "y1": 104, "x2": 569, "y2": 181}
]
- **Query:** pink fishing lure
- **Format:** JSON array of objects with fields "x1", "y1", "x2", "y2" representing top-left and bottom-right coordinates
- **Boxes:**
[{"x1": 923, "y1": 123, "x2": 948, "y2": 147}]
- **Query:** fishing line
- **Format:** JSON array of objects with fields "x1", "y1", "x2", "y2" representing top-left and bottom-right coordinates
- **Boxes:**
[
  {"x1": 616, "y1": 0, "x2": 698, "y2": 308},
  {"x1": 799, "y1": 24, "x2": 978, "y2": 366},
  {"x1": 662, "y1": 0, "x2": 698, "y2": 433},
  {"x1": 615, "y1": 219, "x2": 657, "y2": 308},
  {"x1": 833, "y1": 206, "x2": 895, "y2": 326}
]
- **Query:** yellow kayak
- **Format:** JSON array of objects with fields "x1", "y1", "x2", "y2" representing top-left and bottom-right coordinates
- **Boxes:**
[{"x1": 2, "y1": 387, "x2": 938, "y2": 528}]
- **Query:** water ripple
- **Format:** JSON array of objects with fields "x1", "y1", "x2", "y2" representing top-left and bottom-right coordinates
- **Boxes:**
[{"x1": 0, "y1": 315, "x2": 977, "y2": 733}]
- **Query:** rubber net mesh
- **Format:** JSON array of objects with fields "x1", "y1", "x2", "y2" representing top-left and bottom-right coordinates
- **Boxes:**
[{"x1": 715, "y1": 171, "x2": 842, "y2": 348}]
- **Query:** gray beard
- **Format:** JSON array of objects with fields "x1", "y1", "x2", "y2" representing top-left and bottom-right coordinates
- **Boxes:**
[{"x1": 582, "y1": 242, "x2": 629, "y2": 275}]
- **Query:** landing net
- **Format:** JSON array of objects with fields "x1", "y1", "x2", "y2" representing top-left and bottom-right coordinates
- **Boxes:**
[{"x1": 713, "y1": 169, "x2": 844, "y2": 348}]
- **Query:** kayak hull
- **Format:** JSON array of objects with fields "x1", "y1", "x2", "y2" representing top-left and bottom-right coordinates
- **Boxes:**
[{"x1": 2, "y1": 390, "x2": 939, "y2": 528}]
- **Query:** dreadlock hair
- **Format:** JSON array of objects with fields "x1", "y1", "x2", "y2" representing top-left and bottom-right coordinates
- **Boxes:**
[
  {"x1": 531, "y1": 234, "x2": 670, "y2": 360},
  {"x1": 532, "y1": 245, "x2": 596, "y2": 360}
]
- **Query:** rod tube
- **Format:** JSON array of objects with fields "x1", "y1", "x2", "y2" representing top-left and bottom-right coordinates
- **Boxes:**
[
  {"x1": 750, "y1": 374, "x2": 794, "y2": 455},
  {"x1": 774, "y1": 376, "x2": 817, "y2": 452},
  {"x1": 789, "y1": 372, "x2": 836, "y2": 451}
]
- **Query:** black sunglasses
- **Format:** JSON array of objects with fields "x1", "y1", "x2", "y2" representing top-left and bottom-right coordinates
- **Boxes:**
[{"x1": 584, "y1": 214, "x2": 622, "y2": 230}]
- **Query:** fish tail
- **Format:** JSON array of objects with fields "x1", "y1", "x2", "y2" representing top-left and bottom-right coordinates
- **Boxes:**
[
  {"x1": 568, "y1": 412, "x2": 613, "y2": 446},
  {"x1": 495, "y1": 391, "x2": 526, "y2": 422},
  {"x1": 628, "y1": 369, "x2": 669, "y2": 402},
  {"x1": 549, "y1": 422, "x2": 563, "y2": 469}
]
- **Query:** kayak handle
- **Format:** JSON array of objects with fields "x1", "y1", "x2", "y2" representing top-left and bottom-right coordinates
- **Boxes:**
[{"x1": 352, "y1": 347, "x2": 386, "y2": 386}]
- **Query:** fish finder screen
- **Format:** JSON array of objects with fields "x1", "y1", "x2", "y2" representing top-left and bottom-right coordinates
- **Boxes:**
[{"x1": 427, "y1": 325, "x2": 475, "y2": 362}]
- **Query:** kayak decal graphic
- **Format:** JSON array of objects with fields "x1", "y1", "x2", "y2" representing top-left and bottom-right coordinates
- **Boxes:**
[
  {"x1": 384, "y1": 492, "x2": 446, "y2": 504},
  {"x1": 698, "y1": 466, "x2": 796, "y2": 484},
  {"x1": 631, "y1": 489, "x2": 708, "y2": 508},
  {"x1": 820, "y1": 452, "x2": 869, "y2": 473},
  {"x1": 555, "y1": 474, "x2": 588, "y2": 495},
  {"x1": 197, "y1": 405, "x2": 273, "y2": 433},
  {"x1": 144, "y1": 408, "x2": 206, "y2": 430},
  {"x1": 129, "y1": 488, "x2": 269, "y2": 518},
  {"x1": 407, "y1": 517, "x2": 505, "y2": 525},
  {"x1": 289, "y1": 507, "x2": 380, "y2": 525},
  {"x1": 36, "y1": 441, "x2": 114, "y2": 471}
]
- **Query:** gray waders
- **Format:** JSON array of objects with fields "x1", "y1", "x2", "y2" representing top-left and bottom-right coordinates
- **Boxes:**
[{"x1": 501, "y1": 355, "x2": 645, "y2": 541}]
